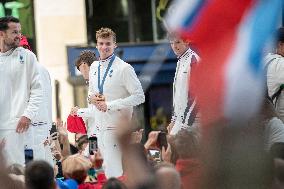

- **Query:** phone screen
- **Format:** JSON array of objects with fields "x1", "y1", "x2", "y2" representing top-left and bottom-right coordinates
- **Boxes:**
[
  {"x1": 24, "y1": 149, "x2": 33, "y2": 164},
  {"x1": 89, "y1": 136, "x2": 98, "y2": 155},
  {"x1": 148, "y1": 149, "x2": 161, "y2": 162}
]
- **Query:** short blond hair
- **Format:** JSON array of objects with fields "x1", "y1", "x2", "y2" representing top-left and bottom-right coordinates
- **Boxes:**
[{"x1": 96, "y1": 27, "x2": 116, "y2": 43}]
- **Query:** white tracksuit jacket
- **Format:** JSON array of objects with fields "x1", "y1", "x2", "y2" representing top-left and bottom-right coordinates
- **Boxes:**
[
  {"x1": 265, "y1": 53, "x2": 284, "y2": 122},
  {"x1": 77, "y1": 103, "x2": 96, "y2": 137},
  {"x1": 24, "y1": 64, "x2": 53, "y2": 165},
  {"x1": 87, "y1": 54, "x2": 145, "y2": 178},
  {"x1": 170, "y1": 48, "x2": 200, "y2": 135},
  {"x1": 0, "y1": 47, "x2": 43, "y2": 165}
]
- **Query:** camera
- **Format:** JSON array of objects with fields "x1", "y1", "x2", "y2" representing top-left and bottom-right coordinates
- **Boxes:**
[
  {"x1": 157, "y1": 132, "x2": 168, "y2": 150},
  {"x1": 89, "y1": 136, "x2": 98, "y2": 155}
]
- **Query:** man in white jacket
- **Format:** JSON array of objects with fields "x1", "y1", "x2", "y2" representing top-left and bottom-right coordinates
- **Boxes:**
[
  {"x1": 18, "y1": 35, "x2": 53, "y2": 164},
  {"x1": 265, "y1": 27, "x2": 284, "y2": 122},
  {"x1": 75, "y1": 27, "x2": 145, "y2": 178},
  {"x1": 0, "y1": 16, "x2": 43, "y2": 165},
  {"x1": 71, "y1": 50, "x2": 97, "y2": 136},
  {"x1": 25, "y1": 63, "x2": 53, "y2": 163},
  {"x1": 167, "y1": 34, "x2": 200, "y2": 135}
]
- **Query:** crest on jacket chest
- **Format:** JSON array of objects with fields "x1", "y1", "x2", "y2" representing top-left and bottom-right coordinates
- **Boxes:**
[{"x1": 19, "y1": 54, "x2": 24, "y2": 64}]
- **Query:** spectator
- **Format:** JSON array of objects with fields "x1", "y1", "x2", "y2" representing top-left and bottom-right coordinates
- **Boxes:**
[
  {"x1": 117, "y1": 119, "x2": 157, "y2": 189},
  {"x1": 8, "y1": 173, "x2": 26, "y2": 189},
  {"x1": 102, "y1": 177, "x2": 127, "y2": 189},
  {"x1": 25, "y1": 160, "x2": 56, "y2": 189},
  {"x1": 162, "y1": 130, "x2": 203, "y2": 189},
  {"x1": 61, "y1": 154, "x2": 92, "y2": 184},
  {"x1": 265, "y1": 27, "x2": 284, "y2": 122},
  {"x1": 154, "y1": 162, "x2": 181, "y2": 189},
  {"x1": 76, "y1": 135, "x2": 89, "y2": 155},
  {"x1": 7, "y1": 163, "x2": 24, "y2": 175}
]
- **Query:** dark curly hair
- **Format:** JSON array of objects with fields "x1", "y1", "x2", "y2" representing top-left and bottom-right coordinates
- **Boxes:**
[{"x1": 75, "y1": 50, "x2": 97, "y2": 70}]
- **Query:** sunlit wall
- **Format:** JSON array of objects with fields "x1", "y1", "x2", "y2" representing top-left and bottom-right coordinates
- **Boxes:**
[{"x1": 34, "y1": 0, "x2": 87, "y2": 121}]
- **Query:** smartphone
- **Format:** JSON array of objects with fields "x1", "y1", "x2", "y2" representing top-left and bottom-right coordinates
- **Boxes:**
[
  {"x1": 50, "y1": 122, "x2": 57, "y2": 137},
  {"x1": 89, "y1": 136, "x2": 98, "y2": 155},
  {"x1": 157, "y1": 132, "x2": 168, "y2": 150},
  {"x1": 148, "y1": 149, "x2": 161, "y2": 162},
  {"x1": 24, "y1": 149, "x2": 33, "y2": 164}
]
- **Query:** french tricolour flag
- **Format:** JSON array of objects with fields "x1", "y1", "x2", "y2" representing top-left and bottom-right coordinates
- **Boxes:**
[{"x1": 166, "y1": 0, "x2": 282, "y2": 129}]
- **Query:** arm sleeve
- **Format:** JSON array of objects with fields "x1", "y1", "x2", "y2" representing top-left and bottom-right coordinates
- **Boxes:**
[
  {"x1": 77, "y1": 107, "x2": 95, "y2": 119},
  {"x1": 22, "y1": 53, "x2": 43, "y2": 121},
  {"x1": 88, "y1": 64, "x2": 96, "y2": 96},
  {"x1": 274, "y1": 59, "x2": 284, "y2": 86},
  {"x1": 106, "y1": 65, "x2": 145, "y2": 111},
  {"x1": 171, "y1": 116, "x2": 176, "y2": 123}
]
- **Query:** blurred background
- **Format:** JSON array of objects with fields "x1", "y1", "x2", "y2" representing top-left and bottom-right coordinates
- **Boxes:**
[{"x1": 1, "y1": 0, "x2": 283, "y2": 135}]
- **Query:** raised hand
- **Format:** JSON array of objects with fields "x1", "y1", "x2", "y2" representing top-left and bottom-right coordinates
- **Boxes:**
[
  {"x1": 57, "y1": 121, "x2": 68, "y2": 137},
  {"x1": 70, "y1": 106, "x2": 79, "y2": 116},
  {"x1": 144, "y1": 131, "x2": 160, "y2": 150}
]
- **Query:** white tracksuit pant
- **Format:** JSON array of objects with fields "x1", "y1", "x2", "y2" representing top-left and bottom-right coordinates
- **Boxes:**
[{"x1": 97, "y1": 128, "x2": 122, "y2": 178}]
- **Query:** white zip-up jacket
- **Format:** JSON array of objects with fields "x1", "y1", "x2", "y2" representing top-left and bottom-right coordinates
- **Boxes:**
[
  {"x1": 86, "y1": 55, "x2": 145, "y2": 130},
  {"x1": 265, "y1": 53, "x2": 284, "y2": 122},
  {"x1": 25, "y1": 64, "x2": 52, "y2": 146},
  {"x1": 171, "y1": 48, "x2": 200, "y2": 134},
  {"x1": 33, "y1": 64, "x2": 52, "y2": 126},
  {"x1": 77, "y1": 103, "x2": 96, "y2": 136},
  {"x1": 0, "y1": 47, "x2": 43, "y2": 129}
]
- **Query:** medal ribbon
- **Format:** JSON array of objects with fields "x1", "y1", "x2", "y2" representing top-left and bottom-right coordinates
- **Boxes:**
[{"x1": 98, "y1": 55, "x2": 115, "y2": 94}]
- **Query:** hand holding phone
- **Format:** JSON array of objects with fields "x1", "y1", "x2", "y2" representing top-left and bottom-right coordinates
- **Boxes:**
[
  {"x1": 50, "y1": 122, "x2": 57, "y2": 135},
  {"x1": 89, "y1": 136, "x2": 98, "y2": 155}
]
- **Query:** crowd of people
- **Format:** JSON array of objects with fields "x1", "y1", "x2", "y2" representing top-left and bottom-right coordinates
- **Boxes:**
[{"x1": 1, "y1": 14, "x2": 284, "y2": 189}]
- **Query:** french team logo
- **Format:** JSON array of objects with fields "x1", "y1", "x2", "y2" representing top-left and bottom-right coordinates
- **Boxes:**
[{"x1": 19, "y1": 55, "x2": 24, "y2": 64}]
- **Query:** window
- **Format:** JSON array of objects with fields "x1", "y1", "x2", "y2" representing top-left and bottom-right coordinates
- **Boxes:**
[{"x1": 85, "y1": 0, "x2": 172, "y2": 44}]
